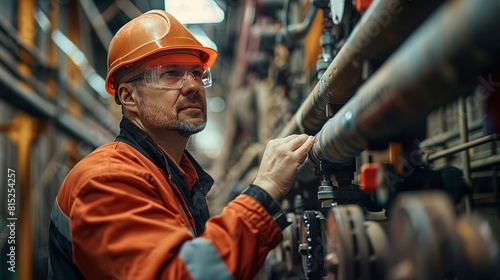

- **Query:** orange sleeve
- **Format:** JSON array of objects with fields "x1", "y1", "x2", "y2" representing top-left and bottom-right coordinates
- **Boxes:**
[{"x1": 69, "y1": 171, "x2": 285, "y2": 280}]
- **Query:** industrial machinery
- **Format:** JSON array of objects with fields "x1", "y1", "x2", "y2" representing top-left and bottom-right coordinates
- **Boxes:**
[{"x1": 212, "y1": 0, "x2": 500, "y2": 279}]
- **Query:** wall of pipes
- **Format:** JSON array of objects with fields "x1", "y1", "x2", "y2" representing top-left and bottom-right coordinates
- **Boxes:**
[
  {"x1": 0, "y1": 0, "x2": 499, "y2": 279},
  {"x1": 208, "y1": 0, "x2": 500, "y2": 279}
]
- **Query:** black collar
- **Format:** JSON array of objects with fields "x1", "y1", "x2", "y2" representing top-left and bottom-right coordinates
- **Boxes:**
[{"x1": 115, "y1": 117, "x2": 214, "y2": 196}]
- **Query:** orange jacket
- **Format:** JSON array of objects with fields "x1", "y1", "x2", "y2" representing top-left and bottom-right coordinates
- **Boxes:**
[{"x1": 48, "y1": 118, "x2": 290, "y2": 280}]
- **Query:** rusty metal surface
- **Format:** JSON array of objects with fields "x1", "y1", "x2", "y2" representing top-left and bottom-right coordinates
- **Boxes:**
[
  {"x1": 298, "y1": 0, "x2": 500, "y2": 182},
  {"x1": 278, "y1": 0, "x2": 444, "y2": 137}
]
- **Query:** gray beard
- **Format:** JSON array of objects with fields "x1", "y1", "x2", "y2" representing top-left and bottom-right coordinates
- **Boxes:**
[{"x1": 174, "y1": 120, "x2": 206, "y2": 137}]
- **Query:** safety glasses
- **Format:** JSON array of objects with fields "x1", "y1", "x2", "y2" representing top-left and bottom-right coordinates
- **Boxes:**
[{"x1": 125, "y1": 64, "x2": 212, "y2": 90}]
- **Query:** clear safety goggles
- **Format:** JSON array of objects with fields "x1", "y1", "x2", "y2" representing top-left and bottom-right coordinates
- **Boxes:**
[{"x1": 125, "y1": 64, "x2": 212, "y2": 90}]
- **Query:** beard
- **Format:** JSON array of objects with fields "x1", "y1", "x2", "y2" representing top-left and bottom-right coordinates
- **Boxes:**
[
  {"x1": 175, "y1": 118, "x2": 206, "y2": 137},
  {"x1": 136, "y1": 87, "x2": 207, "y2": 137}
]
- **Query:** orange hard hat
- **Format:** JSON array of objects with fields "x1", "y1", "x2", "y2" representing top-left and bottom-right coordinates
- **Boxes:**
[{"x1": 105, "y1": 10, "x2": 218, "y2": 95}]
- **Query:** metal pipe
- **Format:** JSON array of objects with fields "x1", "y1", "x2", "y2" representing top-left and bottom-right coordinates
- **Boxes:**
[
  {"x1": 0, "y1": 13, "x2": 47, "y2": 66},
  {"x1": 78, "y1": 0, "x2": 113, "y2": 51},
  {"x1": 419, "y1": 118, "x2": 484, "y2": 148},
  {"x1": 0, "y1": 64, "x2": 110, "y2": 148},
  {"x1": 0, "y1": 15, "x2": 118, "y2": 136},
  {"x1": 278, "y1": 0, "x2": 444, "y2": 137},
  {"x1": 424, "y1": 134, "x2": 497, "y2": 164},
  {"x1": 458, "y1": 97, "x2": 472, "y2": 183},
  {"x1": 0, "y1": 41, "x2": 119, "y2": 137},
  {"x1": 471, "y1": 154, "x2": 500, "y2": 170},
  {"x1": 297, "y1": 0, "x2": 500, "y2": 182},
  {"x1": 59, "y1": 79, "x2": 120, "y2": 135},
  {"x1": 278, "y1": 4, "x2": 318, "y2": 45},
  {"x1": 458, "y1": 97, "x2": 473, "y2": 212}
]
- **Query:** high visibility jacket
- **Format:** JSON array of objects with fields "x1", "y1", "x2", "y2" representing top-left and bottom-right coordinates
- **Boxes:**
[{"x1": 48, "y1": 118, "x2": 290, "y2": 280}]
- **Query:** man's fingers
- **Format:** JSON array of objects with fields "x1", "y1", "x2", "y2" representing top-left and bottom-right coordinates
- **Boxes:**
[
  {"x1": 296, "y1": 136, "x2": 315, "y2": 162},
  {"x1": 286, "y1": 134, "x2": 313, "y2": 151},
  {"x1": 282, "y1": 134, "x2": 300, "y2": 143}
]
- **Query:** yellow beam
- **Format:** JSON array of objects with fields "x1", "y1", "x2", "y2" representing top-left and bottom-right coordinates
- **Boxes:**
[
  {"x1": 4, "y1": 113, "x2": 45, "y2": 280},
  {"x1": 63, "y1": 0, "x2": 84, "y2": 117},
  {"x1": 46, "y1": 0, "x2": 59, "y2": 100},
  {"x1": 18, "y1": 0, "x2": 35, "y2": 80},
  {"x1": 17, "y1": 0, "x2": 36, "y2": 278},
  {"x1": 303, "y1": 1, "x2": 323, "y2": 72}
]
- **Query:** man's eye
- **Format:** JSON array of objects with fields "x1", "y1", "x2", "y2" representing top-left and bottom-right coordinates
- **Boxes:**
[
  {"x1": 191, "y1": 70, "x2": 202, "y2": 77},
  {"x1": 160, "y1": 70, "x2": 179, "y2": 77}
]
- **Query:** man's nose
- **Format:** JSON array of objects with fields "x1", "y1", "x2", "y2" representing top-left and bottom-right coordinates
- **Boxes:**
[{"x1": 180, "y1": 73, "x2": 200, "y2": 94}]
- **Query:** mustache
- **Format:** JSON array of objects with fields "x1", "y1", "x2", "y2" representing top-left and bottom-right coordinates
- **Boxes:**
[{"x1": 176, "y1": 96, "x2": 205, "y2": 109}]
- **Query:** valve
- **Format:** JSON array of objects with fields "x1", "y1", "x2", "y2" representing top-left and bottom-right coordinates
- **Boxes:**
[
  {"x1": 318, "y1": 161, "x2": 335, "y2": 207},
  {"x1": 314, "y1": 0, "x2": 336, "y2": 79}
]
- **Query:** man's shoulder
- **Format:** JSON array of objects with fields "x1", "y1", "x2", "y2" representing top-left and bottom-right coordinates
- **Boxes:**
[
  {"x1": 72, "y1": 141, "x2": 152, "y2": 174},
  {"x1": 57, "y1": 141, "x2": 162, "y2": 213}
]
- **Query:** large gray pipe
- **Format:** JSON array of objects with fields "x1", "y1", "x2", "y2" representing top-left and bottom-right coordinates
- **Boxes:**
[
  {"x1": 278, "y1": 0, "x2": 444, "y2": 137},
  {"x1": 297, "y1": 0, "x2": 500, "y2": 182}
]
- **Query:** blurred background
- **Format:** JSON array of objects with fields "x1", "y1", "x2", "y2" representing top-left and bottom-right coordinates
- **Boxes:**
[{"x1": 0, "y1": 0, "x2": 499, "y2": 279}]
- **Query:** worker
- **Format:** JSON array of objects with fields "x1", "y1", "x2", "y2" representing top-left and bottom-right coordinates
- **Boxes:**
[{"x1": 47, "y1": 10, "x2": 314, "y2": 280}]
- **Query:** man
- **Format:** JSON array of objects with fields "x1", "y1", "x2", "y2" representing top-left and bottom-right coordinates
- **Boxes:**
[{"x1": 48, "y1": 10, "x2": 314, "y2": 280}]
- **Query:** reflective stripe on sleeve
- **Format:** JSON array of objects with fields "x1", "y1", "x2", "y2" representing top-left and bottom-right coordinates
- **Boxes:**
[
  {"x1": 179, "y1": 238, "x2": 233, "y2": 280},
  {"x1": 50, "y1": 201, "x2": 72, "y2": 242}
]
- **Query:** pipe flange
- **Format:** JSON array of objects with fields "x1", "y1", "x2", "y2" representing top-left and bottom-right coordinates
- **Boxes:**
[{"x1": 300, "y1": 210, "x2": 326, "y2": 279}]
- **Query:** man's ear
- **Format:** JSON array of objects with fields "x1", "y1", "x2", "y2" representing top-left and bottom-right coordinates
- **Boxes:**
[{"x1": 116, "y1": 83, "x2": 139, "y2": 113}]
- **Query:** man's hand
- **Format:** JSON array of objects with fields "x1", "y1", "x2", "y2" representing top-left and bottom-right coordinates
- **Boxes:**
[{"x1": 253, "y1": 134, "x2": 315, "y2": 201}]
